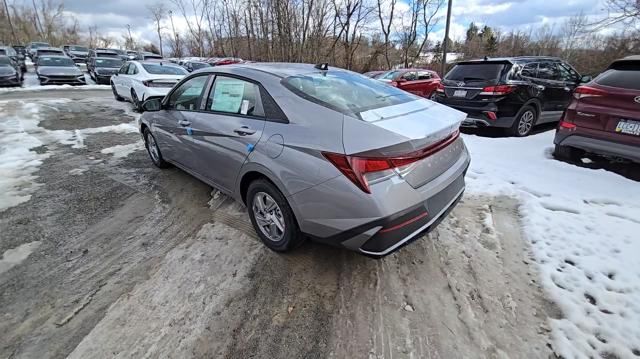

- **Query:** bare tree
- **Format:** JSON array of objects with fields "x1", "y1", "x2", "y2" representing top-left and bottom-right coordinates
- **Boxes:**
[
  {"x1": 147, "y1": 1, "x2": 167, "y2": 56},
  {"x1": 596, "y1": 0, "x2": 640, "y2": 28},
  {"x1": 376, "y1": 0, "x2": 397, "y2": 69},
  {"x1": 561, "y1": 11, "x2": 588, "y2": 62},
  {"x1": 412, "y1": 0, "x2": 443, "y2": 65}
]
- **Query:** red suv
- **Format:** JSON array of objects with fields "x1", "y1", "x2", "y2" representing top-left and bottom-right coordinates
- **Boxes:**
[
  {"x1": 554, "y1": 56, "x2": 640, "y2": 163},
  {"x1": 378, "y1": 69, "x2": 441, "y2": 99}
]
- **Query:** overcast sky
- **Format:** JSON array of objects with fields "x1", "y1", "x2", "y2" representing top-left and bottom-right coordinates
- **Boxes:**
[{"x1": 14, "y1": 0, "x2": 610, "y2": 48}]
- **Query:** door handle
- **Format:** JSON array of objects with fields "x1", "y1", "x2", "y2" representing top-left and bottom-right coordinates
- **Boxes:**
[
  {"x1": 233, "y1": 126, "x2": 256, "y2": 136},
  {"x1": 179, "y1": 120, "x2": 191, "y2": 127}
]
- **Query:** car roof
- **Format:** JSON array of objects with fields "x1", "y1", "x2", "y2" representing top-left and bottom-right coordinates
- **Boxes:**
[
  {"x1": 95, "y1": 56, "x2": 122, "y2": 61},
  {"x1": 459, "y1": 56, "x2": 563, "y2": 64},
  {"x1": 37, "y1": 47, "x2": 64, "y2": 51},
  {"x1": 197, "y1": 62, "x2": 338, "y2": 78}
]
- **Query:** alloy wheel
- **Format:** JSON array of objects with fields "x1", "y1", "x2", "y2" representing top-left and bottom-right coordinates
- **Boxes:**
[
  {"x1": 517, "y1": 110, "x2": 535, "y2": 136},
  {"x1": 146, "y1": 132, "x2": 160, "y2": 163},
  {"x1": 252, "y1": 192, "x2": 285, "y2": 242}
]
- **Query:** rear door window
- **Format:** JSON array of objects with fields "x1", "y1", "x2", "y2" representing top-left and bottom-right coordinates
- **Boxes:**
[
  {"x1": 519, "y1": 63, "x2": 538, "y2": 78},
  {"x1": 401, "y1": 71, "x2": 417, "y2": 81},
  {"x1": 445, "y1": 63, "x2": 506, "y2": 83},
  {"x1": 417, "y1": 71, "x2": 433, "y2": 80}
]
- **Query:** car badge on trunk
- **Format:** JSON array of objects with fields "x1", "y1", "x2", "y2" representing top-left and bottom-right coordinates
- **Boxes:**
[
  {"x1": 456, "y1": 82, "x2": 465, "y2": 87},
  {"x1": 634, "y1": 96, "x2": 640, "y2": 104}
]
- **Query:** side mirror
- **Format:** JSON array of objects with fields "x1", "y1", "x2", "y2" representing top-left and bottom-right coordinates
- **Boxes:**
[
  {"x1": 142, "y1": 98, "x2": 162, "y2": 112},
  {"x1": 580, "y1": 75, "x2": 592, "y2": 83}
]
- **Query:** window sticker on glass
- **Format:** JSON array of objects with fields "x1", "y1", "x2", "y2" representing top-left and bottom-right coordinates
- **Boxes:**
[
  {"x1": 240, "y1": 100, "x2": 250, "y2": 115},
  {"x1": 211, "y1": 79, "x2": 245, "y2": 113}
]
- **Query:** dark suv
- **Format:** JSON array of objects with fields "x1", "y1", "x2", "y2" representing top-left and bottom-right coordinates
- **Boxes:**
[{"x1": 434, "y1": 56, "x2": 587, "y2": 136}]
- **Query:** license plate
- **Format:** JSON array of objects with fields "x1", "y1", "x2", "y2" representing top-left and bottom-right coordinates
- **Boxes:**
[
  {"x1": 615, "y1": 119, "x2": 640, "y2": 136},
  {"x1": 453, "y1": 90, "x2": 467, "y2": 98}
]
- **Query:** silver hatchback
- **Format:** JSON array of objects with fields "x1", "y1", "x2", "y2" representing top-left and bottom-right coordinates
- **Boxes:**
[{"x1": 139, "y1": 63, "x2": 470, "y2": 257}]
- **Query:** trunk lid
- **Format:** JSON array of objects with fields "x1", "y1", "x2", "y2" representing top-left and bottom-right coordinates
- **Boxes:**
[
  {"x1": 343, "y1": 98, "x2": 466, "y2": 188},
  {"x1": 573, "y1": 60, "x2": 640, "y2": 136}
]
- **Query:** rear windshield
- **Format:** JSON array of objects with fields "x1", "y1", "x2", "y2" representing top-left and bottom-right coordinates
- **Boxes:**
[
  {"x1": 70, "y1": 46, "x2": 88, "y2": 51},
  {"x1": 379, "y1": 70, "x2": 401, "y2": 80},
  {"x1": 97, "y1": 52, "x2": 119, "y2": 57},
  {"x1": 95, "y1": 58, "x2": 123, "y2": 67},
  {"x1": 38, "y1": 57, "x2": 75, "y2": 67},
  {"x1": 33, "y1": 43, "x2": 49, "y2": 48},
  {"x1": 109, "y1": 49, "x2": 125, "y2": 55},
  {"x1": 596, "y1": 62, "x2": 640, "y2": 90},
  {"x1": 142, "y1": 64, "x2": 186, "y2": 75},
  {"x1": 0, "y1": 49, "x2": 5, "y2": 55},
  {"x1": 282, "y1": 71, "x2": 416, "y2": 115},
  {"x1": 144, "y1": 55, "x2": 163, "y2": 60},
  {"x1": 445, "y1": 63, "x2": 506, "y2": 82}
]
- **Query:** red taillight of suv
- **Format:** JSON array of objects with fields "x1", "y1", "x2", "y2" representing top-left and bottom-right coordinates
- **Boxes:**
[
  {"x1": 573, "y1": 86, "x2": 607, "y2": 99},
  {"x1": 323, "y1": 130, "x2": 460, "y2": 193},
  {"x1": 436, "y1": 82, "x2": 445, "y2": 93},
  {"x1": 479, "y1": 85, "x2": 516, "y2": 96}
]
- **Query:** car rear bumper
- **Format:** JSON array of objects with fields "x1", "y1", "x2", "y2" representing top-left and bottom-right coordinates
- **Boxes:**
[
  {"x1": 142, "y1": 87, "x2": 171, "y2": 100},
  {"x1": 435, "y1": 100, "x2": 515, "y2": 128},
  {"x1": 555, "y1": 129, "x2": 640, "y2": 163},
  {"x1": 291, "y1": 142, "x2": 470, "y2": 256}
]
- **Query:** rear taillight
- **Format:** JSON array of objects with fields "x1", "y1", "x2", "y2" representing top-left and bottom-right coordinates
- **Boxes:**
[
  {"x1": 143, "y1": 80, "x2": 175, "y2": 88},
  {"x1": 479, "y1": 85, "x2": 516, "y2": 96},
  {"x1": 436, "y1": 82, "x2": 445, "y2": 93},
  {"x1": 323, "y1": 130, "x2": 460, "y2": 193},
  {"x1": 573, "y1": 86, "x2": 607, "y2": 99},
  {"x1": 559, "y1": 120, "x2": 577, "y2": 130}
]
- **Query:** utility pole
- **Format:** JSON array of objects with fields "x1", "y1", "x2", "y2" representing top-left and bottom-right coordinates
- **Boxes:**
[
  {"x1": 441, "y1": 0, "x2": 453, "y2": 76},
  {"x1": 168, "y1": 10, "x2": 179, "y2": 57},
  {"x1": 3, "y1": 0, "x2": 18, "y2": 43}
]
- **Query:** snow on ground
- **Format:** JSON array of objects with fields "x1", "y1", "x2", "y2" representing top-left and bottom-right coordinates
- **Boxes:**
[
  {"x1": 0, "y1": 102, "x2": 51, "y2": 211},
  {"x1": 100, "y1": 142, "x2": 143, "y2": 159},
  {"x1": 0, "y1": 99, "x2": 139, "y2": 212},
  {"x1": 463, "y1": 131, "x2": 640, "y2": 358}
]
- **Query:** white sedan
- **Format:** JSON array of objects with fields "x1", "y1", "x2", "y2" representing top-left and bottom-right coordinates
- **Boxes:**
[{"x1": 110, "y1": 61, "x2": 187, "y2": 111}]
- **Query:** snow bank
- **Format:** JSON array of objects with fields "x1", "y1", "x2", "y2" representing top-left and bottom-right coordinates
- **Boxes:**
[
  {"x1": 463, "y1": 131, "x2": 640, "y2": 358},
  {"x1": 0, "y1": 84, "x2": 110, "y2": 93}
]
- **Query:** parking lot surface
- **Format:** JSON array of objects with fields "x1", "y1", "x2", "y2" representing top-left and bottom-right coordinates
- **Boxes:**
[{"x1": 0, "y1": 91, "x2": 555, "y2": 358}]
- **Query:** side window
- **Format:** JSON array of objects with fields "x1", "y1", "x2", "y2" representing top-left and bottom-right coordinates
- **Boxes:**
[
  {"x1": 520, "y1": 63, "x2": 538, "y2": 78},
  {"x1": 417, "y1": 71, "x2": 432, "y2": 80},
  {"x1": 401, "y1": 71, "x2": 417, "y2": 81},
  {"x1": 119, "y1": 64, "x2": 129, "y2": 74},
  {"x1": 127, "y1": 64, "x2": 137, "y2": 75},
  {"x1": 557, "y1": 62, "x2": 578, "y2": 82},
  {"x1": 168, "y1": 75, "x2": 209, "y2": 110},
  {"x1": 206, "y1": 76, "x2": 264, "y2": 117},
  {"x1": 537, "y1": 62, "x2": 561, "y2": 81}
]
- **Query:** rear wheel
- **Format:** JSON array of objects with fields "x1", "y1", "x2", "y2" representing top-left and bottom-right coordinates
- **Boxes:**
[
  {"x1": 508, "y1": 105, "x2": 537, "y2": 137},
  {"x1": 554, "y1": 144, "x2": 584, "y2": 162},
  {"x1": 144, "y1": 128, "x2": 169, "y2": 168},
  {"x1": 111, "y1": 82, "x2": 124, "y2": 101},
  {"x1": 247, "y1": 179, "x2": 304, "y2": 252}
]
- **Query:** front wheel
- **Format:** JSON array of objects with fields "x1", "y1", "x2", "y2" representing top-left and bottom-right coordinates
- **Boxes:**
[
  {"x1": 508, "y1": 106, "x2": 537, "y2": 137},
  {"x1": 247, "y1": 179, "x2": 304, "y2": 252},
  {"x1": 144, "y1": 128, "x2": 169, "y2": 168}
]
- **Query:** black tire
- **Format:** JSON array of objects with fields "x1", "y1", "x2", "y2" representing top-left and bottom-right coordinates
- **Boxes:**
[
  {"x1": 131, "y1": 89, "x2": 143, "y2": 112},
  {"x1": 247, "y1": 179, "x2": 304, "y2": 252},
  {"x1": 143, "y1": 128, "x2": 169, "y2": 168},
  {"x1": 554, "y1": 144, "x2": 584, "y2": 162},
  {"x1": 508, "y1": 105, "x2": 538, "y2": 137},
  {"x1": 111, "y1": 82, "x2": 124, "y2": 101}
]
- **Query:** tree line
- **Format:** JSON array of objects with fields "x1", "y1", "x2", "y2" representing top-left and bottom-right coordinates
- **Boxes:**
[{"x1": 1, "y1": 0, "x2": 638, "y2": 75}]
